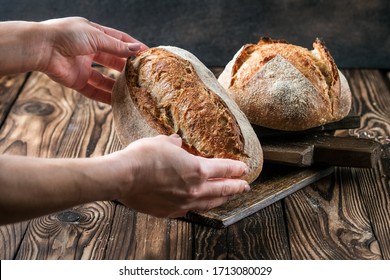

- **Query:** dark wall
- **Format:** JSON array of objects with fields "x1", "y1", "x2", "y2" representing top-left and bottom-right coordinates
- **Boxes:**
[{"x1": 1, "y1": 0, "x2": 389, "y2": 68}]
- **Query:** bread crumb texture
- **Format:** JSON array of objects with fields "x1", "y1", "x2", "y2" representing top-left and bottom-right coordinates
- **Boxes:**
[{"x1": 127, "y1": 48, "x2": 245, "y2": 160}]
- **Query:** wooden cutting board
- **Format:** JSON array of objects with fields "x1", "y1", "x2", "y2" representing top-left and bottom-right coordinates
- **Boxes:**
[
  {"x1": 254, "y1": 115, "x2": 382, "y2": 168},
  {"x1": 184, "y1": 116, "x2": 383, "y2": 228},
  {"x1": 261, "y1": 134, "x2": 382, "y2": 168},
  {"x1": 185, "y1": 165, "x2": 334, "y2": 228}
]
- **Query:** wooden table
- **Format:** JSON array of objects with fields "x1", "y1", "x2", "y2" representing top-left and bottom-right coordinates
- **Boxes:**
[{"x1": 0, "y1": 68, "x2": 389, "y2": 260}]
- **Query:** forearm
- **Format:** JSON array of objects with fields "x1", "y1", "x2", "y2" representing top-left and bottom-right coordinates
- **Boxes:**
[
  {"x1": 0, "y1": 21, "x2": 47, "y2": 75},
  {"x1": 0, "y1": 155, "x2": 121, "y2": 225}
]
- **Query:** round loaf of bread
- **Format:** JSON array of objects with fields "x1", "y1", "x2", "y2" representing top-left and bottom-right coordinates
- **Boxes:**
[
  {"x1": 218, "y1": 38, "x2": 352, "y2": 131},
  {"x1": 112, "y1": 46, "x2": 263, "y2": 183}
]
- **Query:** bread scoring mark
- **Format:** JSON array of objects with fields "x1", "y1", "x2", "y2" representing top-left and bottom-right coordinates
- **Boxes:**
[
  {"x1": 127, "y1": 48, "x2": 245, "y2": 159},
  {"x1": 230, "y1": 37, "x2": 340, "y2": 118},
  {"x1": 311, "y1": 39, "x2": 340, "y2": 117}
]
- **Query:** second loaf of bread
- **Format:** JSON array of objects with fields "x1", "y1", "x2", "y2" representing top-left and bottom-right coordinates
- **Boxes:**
[{"x1": 218, "y1": 38, "x2": 352, "y2": 131}]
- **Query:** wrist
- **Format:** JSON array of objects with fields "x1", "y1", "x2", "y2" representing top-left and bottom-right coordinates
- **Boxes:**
[
  {"x1": 30, "y1": 21, "x2": 53, "y2": 73},
  {"x1": 83, "y1": 154, "x2": 132, "y2": 203},
  {"x1": 0, "y1": 21, "x2": 50, "y2": 74}
]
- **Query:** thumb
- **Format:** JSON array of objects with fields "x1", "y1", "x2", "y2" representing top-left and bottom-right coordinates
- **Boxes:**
[{"x1": 167, "y1": 134, "x2": 183, "y2": 147}]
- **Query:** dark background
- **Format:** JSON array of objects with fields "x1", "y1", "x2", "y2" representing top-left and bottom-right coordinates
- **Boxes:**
[{"x1": 1, "y1": 0, "x2": 389, "y2": 68}]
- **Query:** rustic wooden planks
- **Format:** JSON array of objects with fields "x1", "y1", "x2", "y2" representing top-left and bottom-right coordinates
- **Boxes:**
[
  {"x1": 343, "y1": 70, "x2": 390, "y2": 259},
  {"x1": 284, "y1": 69, "x2": 390, "y2": 259},
  {"x1": 193, "y1": 202, "x2": 291, "y2": 259},
  {"x1": 15, "y1": 201, "x2": 116, "y2": 259},
  {"x1": 0, "y1": 74, "x2": 29, "y2": 259},
  {"x1": 0, "y1": 72, "x2": 81, "y2": 259},
  {"x1": 0, "y1": 74, "x2": 29, "y2": 126},
  {"x1": 285, "y1": 168, "x2": 382, "y2": 259},
  {"x1": 261, "y1": 134, "x2": 382, "y2": 168},
  {"x1": 105, "y1": 209, "x2": 193, "y2": 260},
  {"x1": 14, "y1": 92, "x2": 119, "y2": 259}
]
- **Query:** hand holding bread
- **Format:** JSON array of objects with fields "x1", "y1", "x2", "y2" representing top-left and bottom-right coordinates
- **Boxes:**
[{"x1": 112, "y1": 46, "x2": 263, "y2": 183}]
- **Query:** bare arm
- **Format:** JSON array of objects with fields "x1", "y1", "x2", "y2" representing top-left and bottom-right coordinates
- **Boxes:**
[
  {"x1": 0, "y1": 135, "x2": 249, "y2": 225},
  {"x1": 0, "y1": 155, "x2": 119, "y2": 225}
]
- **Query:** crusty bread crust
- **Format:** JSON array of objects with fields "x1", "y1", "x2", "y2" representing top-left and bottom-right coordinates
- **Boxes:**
[
  {"x1": 218, "y1": 38, "x2": 352, "y2": 131},
  {"x1": 112, "y1": 46, "x2": 263, "y2": 183}
]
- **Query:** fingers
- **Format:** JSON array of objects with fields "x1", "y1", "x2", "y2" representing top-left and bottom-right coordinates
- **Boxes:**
[
  {"x1": 96, "y1": 36, "x2": 142, "y2": 58},
  {"x1": 171, "y1": 178, "x2": 250, "y2": 217},
  {"x1": 158, "y1": 134, "x2": 248, "y2": 180},
  {"x1": 90, "y1": 21, "x2": 148, "y2": 47},
  {"x1": 199, "y1": 157, "x2": 248, "y2": 180},
  {"x1": 77, "y1": 83, "x2": 111, "y2": 104},
  {"x1": 196, "y1": 178, "x2": 250, "y2": 199},
  {"x1": 168, "y1": 134, "x2": 183, "y2": 147},
  {"x1": 93, "y1": 52, "x2": 127, "y2": 72},
  {"x1": 167, "y1": 196, "x2": 230, "y2": 218},
  {"x1": 74, "y1": 68, "x2": 114, "y2": 104},
  {"x1": 90, "y1": 22, "x2": 148, "y2": 57},
  {"x1": 88, "y1": 69, "x2": 115, "y2": 92},
  {"x1": 170, "y1": 179, "x2": 249, "y2": 216},
  {"x1": 188, "y1": 196, "x2": 230, "y2": 213}
]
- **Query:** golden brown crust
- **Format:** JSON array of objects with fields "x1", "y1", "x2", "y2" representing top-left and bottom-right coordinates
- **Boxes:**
[
  {"x1": 112, "y1": 46, "x2": 263, "y2": 183},
  {"x1": 218, "y1": 38, "x2": 352, "y2": 131},
  {"x1": 129, "y1": 48, "x2": 245, "y2": 160}
]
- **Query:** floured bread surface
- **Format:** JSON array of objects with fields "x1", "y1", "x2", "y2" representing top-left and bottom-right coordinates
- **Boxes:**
[
  {"x1": 218, "y1": 37, "x2": 352, "y2": 131},
  {"x1": 112, "y1": 46, "x2": 263, "y2": 183}
]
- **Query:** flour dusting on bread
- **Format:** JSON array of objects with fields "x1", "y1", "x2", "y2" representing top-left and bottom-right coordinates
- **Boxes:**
[{"x1": 218, "y1": 38, "x2": 352, "y2": 131}]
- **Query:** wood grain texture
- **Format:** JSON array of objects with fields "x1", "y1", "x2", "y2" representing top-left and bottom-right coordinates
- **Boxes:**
[
  {"x1": 0, "y1": 74, "x2": 28, "y2": 126},
  {"x1": 0, "y1": 74, "x2": 29, "y2": 259},
  {"x1": 226, "y1": 203, "x2": 291, "y2": 260},
  {"x1": 0, "y1": 72, "x2": 81, "y2": 259},
  {"x1": 343, "y1": 69, "x2": 390, "y2": 259},
  {"x1": 284, "y1": 69, "x2": 390, "y2": 259},
  {"x1": 12, "y1": 69, "x2": 122, "y2": 260},
  {"x1": 0, "y1": 221, "x2": 29, "y2": 259},
  {"x1": 15, "y1": 201, "x2": 115, "y2": 259},
  {"x1": 285, "y1": 168, "x2": 381, "y2": 259},
  {"x1": 312, "y1": 136, "x2": 381, "y2": 168},
  {"x1": 261, "y1": 135, "x2": 381, "y2": 168},
  {"x1": 345, "y1": 70, "x2": 390, "y2": 144},
  {"x1": 0, "y1": 71, "x2": 79, "y2": 157},
  {"x1": 193, "y1": 202, "x2": 291, "y2": 259},
  {"x1": 106, "y1": 207, "x2": 193, "y2": 260}
]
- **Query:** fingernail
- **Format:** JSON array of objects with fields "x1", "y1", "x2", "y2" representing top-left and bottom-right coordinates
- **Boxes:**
[
  {"x1": 128, "y1": 43, "x2": 142, "y2": 52},
  {"x1": 244, "y1": 167, "x2": 250, "y2": 175},
  {"x1": 244, "y1": 184, "x2": 251, "y2": 192},
  {"x1": 170, "y1": 133, "x2": 181, "y2": 138}
]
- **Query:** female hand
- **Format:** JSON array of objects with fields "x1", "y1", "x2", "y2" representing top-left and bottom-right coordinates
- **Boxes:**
[
  {"x1": 109, "y1": 134, "x2": 250, "y2": 218},
  {"x1": 38, "y1": 17, "x2": 148, "y2": 104}
]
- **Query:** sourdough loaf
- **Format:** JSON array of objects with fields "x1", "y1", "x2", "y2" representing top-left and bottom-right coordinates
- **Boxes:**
[
  {"x1": 112, "y1": 46, "x2": 263, "y2": 183},
  {"x1": 218, "y1": 38, "x2": 352, "y2": 131}
]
